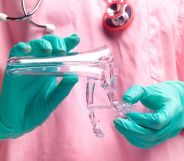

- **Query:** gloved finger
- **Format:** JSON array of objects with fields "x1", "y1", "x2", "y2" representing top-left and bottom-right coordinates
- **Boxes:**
[
  {"x1": 114, "y1": 119, "x2": 154, "y2": 148},
  {"x1": 9, "y1": 42, "x2": 31, "y2": 57},
  {"x1": 126, "y1": 104, "x2": 174, "y2": 130},
  {"x1": 114, "y1": 117, "x2": 179, "y2": 145},
  {"x1": 124, "y1": 134, "x2": 155, "y2": 149},
  {"x1": 113, "y1": 118, "x2": 157, "y2": 140},
  {"x1": 123, "y1": 85, "x2": 144, "y2": 104},
  {"x1": 47, "y1": 74, "x2": 78, "y2": 111},
  {"x1": 29, "y1": 39, "x2": 52, "y2": 57},
  {"x1": 64, "y1": 34, "x2": 80, "y2": 52},
  {"x1": 124, "y1": 126, "x2": 176, "y2": 148},
  {"x1": 42, "y1": 35, "x2": 66, "y2": 55}
]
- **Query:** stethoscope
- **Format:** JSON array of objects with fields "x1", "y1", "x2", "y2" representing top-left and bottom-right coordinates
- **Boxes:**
[
  {"x1": 0, "y1": 0, "x2": 134, "y2": 32},
  {"x1": 0, "y1": 0, "x2": 55, "y2": 33}
]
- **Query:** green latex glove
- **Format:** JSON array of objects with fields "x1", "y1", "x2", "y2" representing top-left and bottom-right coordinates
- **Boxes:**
[
  {"x1": 0, "y1": 34, "x2": 80, "y2": 139},
  {"x1": 114, "y1": 81, "x2": 184, "y2": 149}
]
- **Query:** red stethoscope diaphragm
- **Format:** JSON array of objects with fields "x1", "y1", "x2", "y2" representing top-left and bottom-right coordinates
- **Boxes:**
[{"x1": 103, "y1": 0, "x2": 135, "y2": 31}]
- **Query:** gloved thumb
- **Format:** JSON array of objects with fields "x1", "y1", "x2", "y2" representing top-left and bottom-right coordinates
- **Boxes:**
[
  {"x1": 123, "y1": 85, "x2": 144, "y2": 104},
  {"x1": 47, "y1": 74, "x2": 78, "y2": 111}
]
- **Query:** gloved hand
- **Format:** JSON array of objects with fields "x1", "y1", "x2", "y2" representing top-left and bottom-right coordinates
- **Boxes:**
[
  {"x1": 114, "y1": 81, "x2": 184, "y2": 149},
  {"x1": 0, "y1": 34, "x2": 80, "y2": 139}
]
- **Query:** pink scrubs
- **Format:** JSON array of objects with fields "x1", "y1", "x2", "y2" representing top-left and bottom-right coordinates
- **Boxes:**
[{"x1": 0, "y1": 0, "x2": 184, "y2": 161}]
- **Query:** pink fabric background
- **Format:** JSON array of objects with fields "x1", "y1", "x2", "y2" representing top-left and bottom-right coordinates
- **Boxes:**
[{"x1": 0, "y1": 0, "x2": 184, "y2": 161}]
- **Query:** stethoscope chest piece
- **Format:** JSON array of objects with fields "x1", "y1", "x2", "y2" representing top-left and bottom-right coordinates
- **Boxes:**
[{"x1": 103, "y1": 0, "x2": 134, "y2": 32}]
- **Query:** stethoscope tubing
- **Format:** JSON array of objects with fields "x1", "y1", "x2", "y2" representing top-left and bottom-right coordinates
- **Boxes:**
[{"x1": 7, "y1": 0, "x2": 42, "y2": 21}]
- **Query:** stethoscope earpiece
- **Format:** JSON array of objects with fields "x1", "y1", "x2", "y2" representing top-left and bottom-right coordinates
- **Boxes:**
[
  {"x1": 45, "y1": 24, "x2": 56, "y2": 33},
  {"x1": 0, "y1": 13, "x2": 8, "y2": 21},
  {"x1": 103, "y1": 0, "x2": 134, "y2": 32}
]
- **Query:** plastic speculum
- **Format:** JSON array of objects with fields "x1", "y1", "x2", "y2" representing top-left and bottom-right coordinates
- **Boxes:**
[{"x1": 6, "y1": 45, "x2": 134, "y2": 138}]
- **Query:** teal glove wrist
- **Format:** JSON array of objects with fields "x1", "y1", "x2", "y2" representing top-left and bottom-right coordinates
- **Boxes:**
[
  {"x1": 0, "y1": 34, "x2": 80, "y2": 139},
  {"x1": 114, "y1": 81, "x2": 184, "y2": 149}
]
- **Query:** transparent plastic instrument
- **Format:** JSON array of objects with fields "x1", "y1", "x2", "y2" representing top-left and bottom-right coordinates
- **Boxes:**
[{"x1": 6, "y1": 45, "x2": 134, "y2": 138}]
